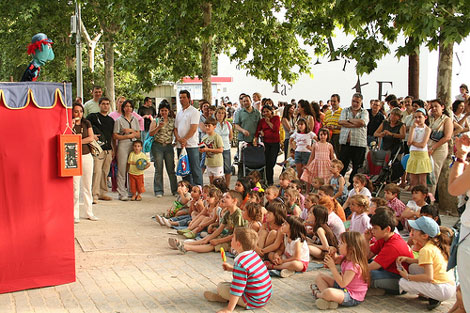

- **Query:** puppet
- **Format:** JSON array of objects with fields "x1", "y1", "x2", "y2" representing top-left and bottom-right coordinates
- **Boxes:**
[{"x1": 21, "y1": 33, "x2": 54, "y2": 82}]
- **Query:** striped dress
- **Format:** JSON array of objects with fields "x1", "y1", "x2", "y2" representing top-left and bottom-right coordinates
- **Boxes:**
[{"x1": 230, "y1": 250, "x2": 272, "y2": 309}]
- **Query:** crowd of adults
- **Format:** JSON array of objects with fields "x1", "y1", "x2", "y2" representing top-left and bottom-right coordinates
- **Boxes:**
[{"x1": 72, "y1": 85, "x2": 470, "y2": 222}]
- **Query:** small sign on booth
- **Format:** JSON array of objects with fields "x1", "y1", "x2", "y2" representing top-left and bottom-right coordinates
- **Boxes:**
[{"x1": 58, "y1": 134, "x2": 82, "y2": 177}]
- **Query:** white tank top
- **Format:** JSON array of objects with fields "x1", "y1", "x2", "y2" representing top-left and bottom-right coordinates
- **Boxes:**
[
  {"x1": 283, "y1": 236, "x2": 310, "y2": 263},
  {"x1": 410, "y1": 127, "x2": 428, "y2": 152}
]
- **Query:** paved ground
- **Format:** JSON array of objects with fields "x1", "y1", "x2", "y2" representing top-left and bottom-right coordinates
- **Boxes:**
[{"x1": 0, "y1": 156, "x2": 458, "y2": 313}]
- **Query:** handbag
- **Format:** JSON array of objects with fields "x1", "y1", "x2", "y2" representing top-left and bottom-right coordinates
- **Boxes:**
[
  {"x1": 430, "y1": 117, "x2": 446, "y2": 142},
  {"x1": 176, "y1": 147, "x2": 191, "y2": 176},
  {"x1": 88, "y1": 140, "x2": 103, "y2": 157}
]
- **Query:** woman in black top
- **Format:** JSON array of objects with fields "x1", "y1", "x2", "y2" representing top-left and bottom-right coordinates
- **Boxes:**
[{"x1": 374, "y1": 108, "x2": 405, "y2": 155}]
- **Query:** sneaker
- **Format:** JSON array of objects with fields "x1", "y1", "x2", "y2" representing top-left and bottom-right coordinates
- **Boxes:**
[
  {"x1": 156, "y1": 194, "x2": 163, "y2": 198},
  {"x1": 119, "y1": 196, "x2": 129, "y2": 201},
  {"x1": 87, "y1": 215, "x2": 99, "y2": 221},
  {"x1": 98, "y1": 195, "x2": 112, "y2": 201},
  {"x1": 427, "y1": 298, "x2": 441, "y2": 310},
  {"x1": 204, "y1": 291, "x2": 227, "y2": 303},
  {"x1": 162, "y1": 217, "x2": 172, "y2": 228},
  {"x1": 168, "y1": 237, "x2": 178, "y2": 249},
  {"x1": 176, "y1": 240, "x2": 186, "y2": 254},
  {"x1": 280, "y1": 269, "x2": 295, "y2": 278},
  {"x1": 315, "y1": 298, "x2": 338, "y2": 310},
  {"x1": 74, "y1": 218, "x2": 80, "y2": 224}
]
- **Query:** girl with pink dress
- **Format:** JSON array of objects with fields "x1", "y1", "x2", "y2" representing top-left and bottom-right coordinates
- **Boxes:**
[{"x1": 302, "y1": 128, "x2": 336, "y2": 191}]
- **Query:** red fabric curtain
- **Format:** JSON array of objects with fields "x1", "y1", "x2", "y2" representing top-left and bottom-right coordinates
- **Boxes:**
[{"x1": 0, "y1": 98, "x2": 75, "y2": 293}]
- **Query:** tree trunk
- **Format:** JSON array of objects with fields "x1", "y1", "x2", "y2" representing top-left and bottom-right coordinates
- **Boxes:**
[
  {"x1": 104, "y1": 38, "x2": 115, "y2": 110},
  {"x1": 436, "y1": 39, "x2": 457, "y2": 214},
  {"x1": 408, "y1": 53, "x2": 419, "y2": 99},
  {"x1": 201, "y1": 2, "x2": 212, "y2": 103}
]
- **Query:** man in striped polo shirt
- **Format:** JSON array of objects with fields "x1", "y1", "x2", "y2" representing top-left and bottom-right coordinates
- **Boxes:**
[
  {"x1": 204, "y1": 228, "x2": 272, "y2": 311},
  {"x1": 324, "y1": 94, "x2": 343, "y2": 155}
]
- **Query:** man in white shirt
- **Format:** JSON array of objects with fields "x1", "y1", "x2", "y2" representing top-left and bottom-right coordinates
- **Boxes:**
[
  {"x1": 175, "y1": 90, "x2": 203, "y2": 186},
  {"x1": 84, "y1": 86, "x2": 103, "y2": 117}
]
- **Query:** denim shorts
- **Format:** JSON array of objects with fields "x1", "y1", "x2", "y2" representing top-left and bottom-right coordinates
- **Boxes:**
[
  {"x1": 333, "y1": 282, "x2": 362, "y2": 307},
  {"x1": 223, "y1": 149, "x2": 231, "y2": 174},
  {"x1": 294, "y1": 151, "x2": 311, "y2": 165}
]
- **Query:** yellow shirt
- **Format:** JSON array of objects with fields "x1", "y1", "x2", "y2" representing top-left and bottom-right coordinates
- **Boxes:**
[
  {"x1": 324, "y1": 108, "x2": 342, "y2": 134},
  {"x1": 418, "y1": 242, "x2": 454, "y2": 284},
  {"x1": 127, "y1": 151, "x2": 149, "y2": 175}
]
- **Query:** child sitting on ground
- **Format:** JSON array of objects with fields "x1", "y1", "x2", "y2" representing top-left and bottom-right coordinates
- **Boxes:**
[
  {"x1": 303, "y1": 193, "x2": 320, "y2": 220},
  {"x1": 329, "y1": 159, "x2": 348, "y2": 205},
  {"x1": 257, "y1": 200, "x2": 287, "y2": 257},
  {"x1": 266, "y1": 216, "x2": 310, "y2": 278},
  {"x1": 343, "y1": 174, "x2": 373, "y2": 218},
  {"x1": 278, "y1": 148, "x2": 296, "y2": 169},
  {"x1": 161, "y1": 181, "x2": 191, "y2": 218},
  {"x1": 279, "y1": 168, "x2": 296, "y2": 197},
  {"x1": 243, "y1": 202, "x2": 263, "y2": 233},
  {"x1": 348, "y1": 195, "x2": 371, "y2": 234},
  {"x1": 369, "y1": 197, "x2": 388, "y2": 216},
  {"x1": 306, "y1": 205, "x2": 339, "y2": 260},
  {"x1": 401, "y1": 185, "x2": 429, "y2": 223},
  {"x1": 384, "y1": 183, "x2": 407, "y2": 230},
  {"x1": 397, "y1": 217, "x2": 455, "y2": 310},
  {"x1": 248, "y1": 170, "x2": 264, "y2": 193},
  {"x1": 311, "y1": 177, "x2": 325, "y2": 194},
  {"x1": 127, "y1": 140, "x2": 150, "y2": 201},
  {"x1": 318, "y1": 192, "x2": 346, "y2": 222},
  {"x1": 169, "y1": 190, "x2": 246, "y2": 254},
  {"x1": 235, "y1": 177, "x2": 251, "y2": 210},
  {"x1": 204, "y1": 227, "x2": 272, "y2": 311},
  {"x1": 284, "y1": 187, "x2": 302, "y2": 217},
  {"x1": 313, "y1": 231, "x2": 369, "y2": 310},
  {"x1": 265, "y1": 186, "x2": 279, "y2": 204},
  {"x1": 178, "y1": 187, "x2": 223, "y2": 239},
  {"x1": 318, "y1": 197, "x2": 346, "y2": 242},
  {"x1": 289, "y1": 180, "x2": 306, "y2": 213},
  {"x1": 159, "y1": 185, "x2": 204, "y2": 228}
]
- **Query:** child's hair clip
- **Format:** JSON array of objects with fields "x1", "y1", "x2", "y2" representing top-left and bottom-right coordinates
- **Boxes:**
[{"x1": 252, "y1": 187, "x2": 265, "y2": 193}]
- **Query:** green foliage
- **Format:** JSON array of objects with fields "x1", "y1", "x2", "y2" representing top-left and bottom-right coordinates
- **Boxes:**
[{"x1": 290, "y1": 0, "x2": 470, "y2": 74}]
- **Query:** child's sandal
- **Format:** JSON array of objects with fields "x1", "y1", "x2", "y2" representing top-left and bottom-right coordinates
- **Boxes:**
[
  {"x1": 310, "y1": 284, "x2": 320, "y2": 298},
  {"x1": 184, "y1": 231, "x2": 197, "y2": 239}
]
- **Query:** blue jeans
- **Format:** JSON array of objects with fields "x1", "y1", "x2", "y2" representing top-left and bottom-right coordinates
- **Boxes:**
[
  {"x1": 170, "y1": 214, "x2": 192, "y2": 227},
  {"x1": 178, "y1": 147, "x2": 203, "y2": 186},
  {"x1": 370, "y1": 268, "x2": 401, "y2": 294},
  {"x1": 152, "y1": 142, "x2": 177, "y2": 196},
  {"x1": 333, "y1": 282, "x2": 362, "y2": 307}
]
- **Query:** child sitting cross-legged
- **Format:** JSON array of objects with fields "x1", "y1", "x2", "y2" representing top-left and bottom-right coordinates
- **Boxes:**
[
  {"x1": 169, "y1": 190, "x2": 247, "y2": 254},
  {"x1": 178, "y1": 187, "x2": 223, "y2": 239},
  {"x1": 204, "y1": 227, "x2": 272, "y2": 312},
  {"x1": 397, "y1": 217, "x2": 455, "y2": 310},
  {"x1": 284, "y1": 187, "x2": 302, "y2": 217},
  {"x1": 265, "y1": 216, "x2": 310, "y2": 278},
  {"x1": 312, "y1": 231, "x2": 369, "y2": 310},
  {"x1": 348, "y1": 195, "x2": 371, "y2": 234}
]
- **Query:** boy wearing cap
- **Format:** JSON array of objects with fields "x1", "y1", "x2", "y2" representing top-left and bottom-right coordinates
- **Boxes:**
[{"x1": 396, "y1": 217, "x2": 455, "y2": 310}]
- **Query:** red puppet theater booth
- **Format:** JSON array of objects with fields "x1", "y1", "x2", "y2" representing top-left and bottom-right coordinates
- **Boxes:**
[{"x1": 0, "y1": 82, "x2": 75, "y2": 293}]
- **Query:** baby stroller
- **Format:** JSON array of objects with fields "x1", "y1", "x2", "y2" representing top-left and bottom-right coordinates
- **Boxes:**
[
  {"x1": 370, "y1": 145, "x2": 404, "y2": 196},
  {"x1": 238, "y1": 143, "x2": 266, "y2": 183}
]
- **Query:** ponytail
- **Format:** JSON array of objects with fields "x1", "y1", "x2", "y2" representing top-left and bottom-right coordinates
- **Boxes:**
[{"x1": 429, "y1": 226, "x2": 453, "y2": 260}]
